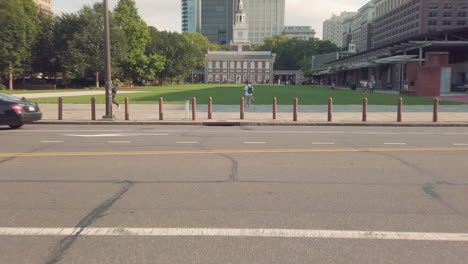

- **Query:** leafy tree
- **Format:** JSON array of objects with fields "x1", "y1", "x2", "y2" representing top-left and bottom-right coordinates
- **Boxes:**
[
  {"x1": 114, "y1": 0, "x2": 162, "y2": 83},
  {"x1": 52, "y1": 13, "x2": 82, "y2": 87},
  {"x1": 31, "y1": 12, "x2": 58, "y2": 78},
  {"x1": 0, "y1": 0, "x2": 40, "y2": 89},
  {"x1": 148, "y1": 29, "x2": 198, "y2": 84},
  {"x1": 255, "y1": 35, "x2": 338, "y2": 71}
]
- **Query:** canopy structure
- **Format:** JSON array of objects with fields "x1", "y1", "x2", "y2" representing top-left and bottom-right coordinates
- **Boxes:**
[{"x1": 374, "y1": 55, "x2": 418, "y2": 64}]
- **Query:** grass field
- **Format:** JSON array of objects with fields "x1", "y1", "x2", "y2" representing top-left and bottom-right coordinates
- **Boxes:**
[{"x1": 4, "y1": 84, "x2": 463, "y2": 105}]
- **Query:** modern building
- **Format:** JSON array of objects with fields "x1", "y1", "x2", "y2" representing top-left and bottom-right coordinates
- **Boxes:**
[
  {"x1": 323, "y1": 12, "x2": 356, "y2": 48},
  {"x1": 282, "y1": 26, "x2": 316, "y2": 40},
  {"x1": 198, "y1": 0, "x2": 234, "y2": 45},
  {"x1": 205, "y1": 1, "x2": 276, "y2": 84},
  {"x1": 349, "y1": 1, "x2": 376, "y2": 53},
  {"x1": 34, "y1": 0, "x2": 53, "y2": 15},
  {"x1": 373, "y1": 0, "x2": 468, "y2": 49},
  {"x1": 234, "y1": 0, "x2": 285, "y2": 44},
  {"x1": 181, "y1": 0, "x2": 200, "y2": 33}
]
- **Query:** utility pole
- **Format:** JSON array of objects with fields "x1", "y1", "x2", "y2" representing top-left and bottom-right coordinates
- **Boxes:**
[{"x1": 103, "y1": 0, "x2": 113, "y2": 119}]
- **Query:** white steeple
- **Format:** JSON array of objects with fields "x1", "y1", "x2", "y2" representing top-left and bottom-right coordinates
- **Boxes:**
[{"x1": 232, "y1": 0, "x2": 249, "y2": 44}]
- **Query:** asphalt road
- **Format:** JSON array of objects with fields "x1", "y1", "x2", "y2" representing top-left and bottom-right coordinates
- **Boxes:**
[{"x1": 0, "y1": 124, "x2": 467, "y2": 264}]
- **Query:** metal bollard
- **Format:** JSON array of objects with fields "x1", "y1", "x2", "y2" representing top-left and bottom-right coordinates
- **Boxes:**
[
  {"x1": 362, "y1": 97, "x2": 368, "y2": 122},
  {"x1": 192, "y1": 97, "x2": 197, "y2": 121},
  {"x1": 91, "y1": 97, "x2": 96, "y2": 121},
  {"x1": 293, "y1": 97, "x2": 298, "y2": 121},
  {"x1": 397, "y1": 97, "x2": 403, "y2": 122},
  {"x1": 273, "y1": 97, "x2": 277, "y2": 120},
  {"x1": 328, "y1": 97, "x2": 333, "y2": 122},
  {"x1": 240, "y1": 97, "x2": 245, "y2": 120},
  {"x1": 58, "y1": 97, "x2": 63, "y2": 120},
  {"x1": 159, "y1": 97, "x2": 164, "y2": 120},
  {"x1": 125, "y1": 97, "x2": 129, "y2": 120},
  {"x1": 433, "y1": 98, "x2": 439, "y2": 122},
  {"x1": 208, "y1": 97, "x2": 213, "y2": 119},
  {"x1": 185, "y1": 97, "x2": 190, "y2": 120}
]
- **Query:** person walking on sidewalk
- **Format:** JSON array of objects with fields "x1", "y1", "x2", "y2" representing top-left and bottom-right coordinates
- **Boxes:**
[
  {"x1": 244, "y1": 83, "x2": 254, "y2": 108},
  {"x1": 111, "y1": 82, "x2": 120, "y2": 109}
]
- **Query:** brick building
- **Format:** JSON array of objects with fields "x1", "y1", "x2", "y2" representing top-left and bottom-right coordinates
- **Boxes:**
[
  {"x1": 373, "y1": 0, "x2": 468, "y2": 49},
  {"x1": 34, "y1": 0, "x2": 53, "y2": 15},
  {"x1": 205, "y1": 0, "x2": 276, "y2": 84}
]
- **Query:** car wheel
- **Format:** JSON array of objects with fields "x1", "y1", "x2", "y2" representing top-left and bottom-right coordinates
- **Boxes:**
[{"x1": 8, "y1": 122, "x2": 23, "y2": 129}]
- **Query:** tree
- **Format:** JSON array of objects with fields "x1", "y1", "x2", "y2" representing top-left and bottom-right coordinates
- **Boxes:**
[
  {"x1": 114, "y1": 0, "x2": 159, "y2": 83},
  {"x1": 148, "y1": 29, "x2": 198, "y2": 84},
  {"x1": 255, "y1": 35, "x2": 339, "y2": 71},
  {"x1": 0, "y1": 0, "x2": 40, "y2": 89},
  {"x1": 31, "y1": 12, "x2": 58, "y2": 78},
  {"x1": 68, "y1": 3, "x2": 127, "y2": 87}
]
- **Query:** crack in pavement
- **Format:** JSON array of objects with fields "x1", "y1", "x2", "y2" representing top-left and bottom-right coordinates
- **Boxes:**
[
  {"x1": 422, "y1": 182, "x2": 467, "y2": 219},
  {"x1": 45, "y1": 181, "x2": 135, "y2": 264},
  {"x1": 198, "y1": 136, "x2": 239, "y2": 182}
]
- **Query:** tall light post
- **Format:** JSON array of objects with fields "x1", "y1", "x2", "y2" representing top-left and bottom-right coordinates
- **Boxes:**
[{"x1": 103, "y1": 0, "x2": 113, "y2": 119}]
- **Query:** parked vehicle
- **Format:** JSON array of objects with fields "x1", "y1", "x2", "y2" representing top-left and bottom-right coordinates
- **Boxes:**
[{"x1": 0, "y1": 93, "x2": 42, "y2": 129}]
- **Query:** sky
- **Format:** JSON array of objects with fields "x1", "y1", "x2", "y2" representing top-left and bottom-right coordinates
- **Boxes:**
[{"x1": 53, "y1": 0, "x2": 370, "y2": 38}]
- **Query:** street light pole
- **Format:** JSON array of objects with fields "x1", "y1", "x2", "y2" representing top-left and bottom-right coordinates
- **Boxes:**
[{"x1": 103, "y1": 0, "x2": 113, "y2": 119}]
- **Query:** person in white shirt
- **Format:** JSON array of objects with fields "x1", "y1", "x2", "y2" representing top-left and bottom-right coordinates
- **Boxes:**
[{"x1": 244, "y1": 83, "x2": 254, "y2": 107}]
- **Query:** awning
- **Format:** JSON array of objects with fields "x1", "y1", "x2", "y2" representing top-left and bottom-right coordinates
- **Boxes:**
[
  {"x1": 346, "y1": 62, "x2": 377, "y2": 69},
  {"x1": 374, "y1": 55, "x2": 418, "y2": 64}
]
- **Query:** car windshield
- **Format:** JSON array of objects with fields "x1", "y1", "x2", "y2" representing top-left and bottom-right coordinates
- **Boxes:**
[{"x1": 0, "y1": 93, "x2": 20, "y2": 102}]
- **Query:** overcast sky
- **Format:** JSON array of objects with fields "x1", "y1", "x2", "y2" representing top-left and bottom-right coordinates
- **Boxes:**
[{"x1": 54, "y1": 0, "x2": 370, "y2": 38}]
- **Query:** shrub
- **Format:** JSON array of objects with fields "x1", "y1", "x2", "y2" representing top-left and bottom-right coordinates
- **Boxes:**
[{"x1": 0, "y1": 83, "x2": 6, "y2": 90}]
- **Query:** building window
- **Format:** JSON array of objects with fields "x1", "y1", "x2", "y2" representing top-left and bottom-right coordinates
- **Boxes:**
[
  {"x1": 443, "y1": 20, "x2": 452, "y2": 26},
  {"x1": 266, "y1": 62, "x2": 270, "y2": 69},
  {"x1": 223, "y1": 61, "x2": 227, "y2": 68},
  {"x1": 243, "y1": 61, "x2": 247, "y2": 68},
  {"x1": 215, "y1": 61, "x2": 220, "y2": 69},
  {"x1": 230, "y1": 61, "x2": 234, "y2": 68},
  {"x1": 208, "y1": 75, "x2": 213, "y2": 82},
  {"x1": 237, "y1": 61, "x2": 241, "y2": 68},
  {"x1": 251, "y1": 62, "x2": 255, "y2": 69},
  {"x1": 208, "y1": 61, "x2": 213, "y2": 69},
  {"x1": 215, "y1": 75, "x2": 220, "y2": 82}
]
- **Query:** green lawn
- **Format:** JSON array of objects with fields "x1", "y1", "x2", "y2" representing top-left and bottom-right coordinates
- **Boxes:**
[{"x1": 6, "y1": 84, "x2": 463, "y2": 105}]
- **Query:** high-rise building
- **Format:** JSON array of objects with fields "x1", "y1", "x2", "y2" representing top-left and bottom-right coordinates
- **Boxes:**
[
  {"x1": 373, "y1": 0, "x2": 468, "y2": 49},
  {"x1": 322, "y1": 12, "x2": 356, "y2": 48},
  {"x1": 182, "y1": 0, "x2": 201, "y2": 33},
  {"x1": 236, "y1": 0, "x2": 285, "y2": 44},
  {"x1": 34, "y1": 0, "x2": 53, "y2": 15},
  {"x1": 198, "y1": 0, "x2": 234, "y2": 45}
]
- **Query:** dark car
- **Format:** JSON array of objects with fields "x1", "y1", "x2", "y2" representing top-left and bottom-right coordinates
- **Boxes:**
[{"x1": 0, "y1": 92, "x2": 42, "y2": 129}]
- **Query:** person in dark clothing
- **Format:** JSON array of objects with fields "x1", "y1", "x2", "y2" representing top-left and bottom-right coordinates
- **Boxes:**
[{"x1": 111, "y1": 83, "x2": 120, "y2": 109}]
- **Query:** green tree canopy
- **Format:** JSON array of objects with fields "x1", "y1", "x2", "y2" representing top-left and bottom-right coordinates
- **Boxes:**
[
  {"x1": 255, "y1": 35, "x2": 339, "y2": 71},
  {"x1": 0, "y1": 0, "x2": 40, "y2": 89}
]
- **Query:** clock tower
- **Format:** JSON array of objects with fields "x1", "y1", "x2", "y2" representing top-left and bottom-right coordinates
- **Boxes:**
[{"x1": 232, "y1": 0, "x2": 250, "y2": 45}]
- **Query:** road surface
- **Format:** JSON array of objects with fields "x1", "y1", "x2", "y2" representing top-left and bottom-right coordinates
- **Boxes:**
[{"x1": 0, "y1": 125, "x2": 467, "y2": 263}]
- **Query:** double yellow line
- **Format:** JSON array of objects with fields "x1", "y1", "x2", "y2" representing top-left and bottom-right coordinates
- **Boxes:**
[{"x1": 1, "y1": 147, "x2": 468, "y2": 157}]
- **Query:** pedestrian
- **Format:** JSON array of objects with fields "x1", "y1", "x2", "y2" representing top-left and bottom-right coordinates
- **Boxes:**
[
  {"x1": 331, "y1": 81, "x2": 335, "y2": 90},
  {"x1": 111, "y1": 82, "x2": 120, "y2": 109},
  {"x1": 244, "y1": 82, "x2": 254, "y2": 108},
  {"x1": 369, "y1": 80, "x2": 375, "y2": 93}
]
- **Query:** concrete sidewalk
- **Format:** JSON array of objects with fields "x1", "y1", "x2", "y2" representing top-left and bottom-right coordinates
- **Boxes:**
[{"x1": 37, "y1": 103, "x2": 468, "y2": 124}]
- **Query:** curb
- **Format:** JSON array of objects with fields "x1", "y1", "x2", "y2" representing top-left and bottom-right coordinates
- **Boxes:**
[{"x1": 35, "y1": 120, "x2": 468, "y2": 127}]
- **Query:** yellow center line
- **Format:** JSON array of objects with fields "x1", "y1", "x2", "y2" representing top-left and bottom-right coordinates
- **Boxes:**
[{"x1": 1, "y1": 147, "x2": 468, "y2": 157}]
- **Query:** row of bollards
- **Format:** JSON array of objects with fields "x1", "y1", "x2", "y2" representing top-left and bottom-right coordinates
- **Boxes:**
[{"x1": 56, "y1": 96, "x2": 442, "y2": 122}]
